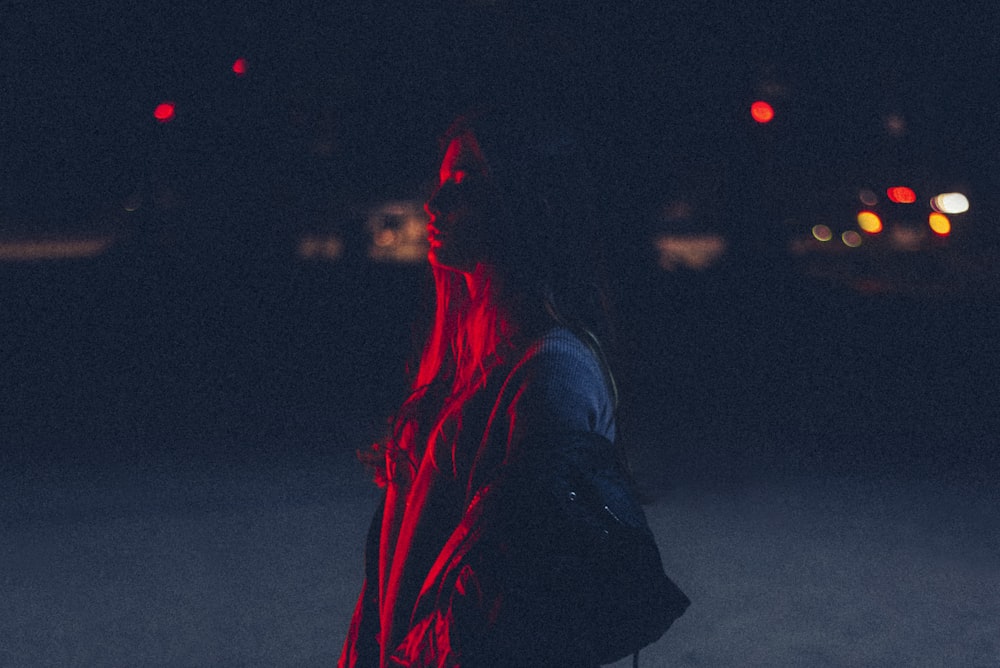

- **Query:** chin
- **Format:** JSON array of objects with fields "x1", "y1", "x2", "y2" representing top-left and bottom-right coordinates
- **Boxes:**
[
  {"x1": 428, "y1": 248, "x2": 450, "y2": 268},
  {"x1": 430, "y1": 251, "x2": 478, "y2": 275}
]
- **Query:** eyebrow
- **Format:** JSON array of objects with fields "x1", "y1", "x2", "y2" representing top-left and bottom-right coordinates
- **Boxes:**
[{"x1": 440, "y1": 159, "x2": 472, "y2": 178}]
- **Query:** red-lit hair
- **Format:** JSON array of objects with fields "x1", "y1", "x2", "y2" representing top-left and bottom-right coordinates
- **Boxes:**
[
  {"x1": 365, "y1": 263, "x2": 517, "y2": 485},
  {"x1": 362, "y1": 108, "x2": 616, "y2": 485}
]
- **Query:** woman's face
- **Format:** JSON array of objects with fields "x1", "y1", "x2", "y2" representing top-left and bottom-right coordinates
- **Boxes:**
[{"x1": 425, "y1": 132, "x2": 495, "y2": 272}]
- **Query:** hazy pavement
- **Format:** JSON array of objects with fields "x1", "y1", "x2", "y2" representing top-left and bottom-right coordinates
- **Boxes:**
[
  {"x1": 4, "y1": 259, "x2": 999, "y2": 665},
  {"x1": 3, "y1": 434, "x2": 997, "y2": 667}
]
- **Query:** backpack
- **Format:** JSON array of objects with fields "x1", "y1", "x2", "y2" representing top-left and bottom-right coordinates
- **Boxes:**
[{"x1": 472, "y1": 431, "x2": 691, "y2": 666}]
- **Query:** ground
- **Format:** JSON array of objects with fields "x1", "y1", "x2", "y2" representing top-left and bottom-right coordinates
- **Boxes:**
[{"x1": 3, "y1": 433, "x2": 997, "y2": 667}]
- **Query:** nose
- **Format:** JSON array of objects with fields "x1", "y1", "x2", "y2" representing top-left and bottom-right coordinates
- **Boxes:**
[{"x1": 426, "y1": 179, "x2": 473, "y2": 220}]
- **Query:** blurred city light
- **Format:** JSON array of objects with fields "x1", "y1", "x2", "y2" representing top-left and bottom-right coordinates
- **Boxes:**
[
  {"x1": 928, "y1": 212, "x2": 951, "y2": 236},
  {"x1": 366, "y1": 201, "x2": 428, "y2": 263},
  {"x1": 884, "y1": 114, "x2": 907, "y2": 137},
  {"x1": 930, "y1": 192, "x2": 969, "y2": 214},
  {"x1": 859, "y1": 189, "x2": 878, "y2": 206},
  {"x1": 654, "y1": 234, "x2": 727, "y2": 270},
  {"x1": 750, "y1": 100, "x2": 775, "y2": 124},
  {"x1": 886, "y1": 186, "x2": 916, "y2": 204},
  {"x1": 841, "y1": 230, "x2": 862, "y2": 247},
  {"x1": 890, "y1": 225, "x2": 923, "y2": 251},
  {"x1": 154, "y1": 102, "x2": 176, "y2": 123},
  {"x1": 122, "y1": 193, "x2": 143, "y2": 212},
  {"x1": 297, "y1": 234, "x2": 344, "y2": 260},
  {"x1": 661, "y1": 199, "x2": 694, "y2": 222},
  {"x1": 857, "y1": 211, "x2": 883, "y2": 234},
  {"x1": 0, "y1": 236, "x2": 114, "y2": 262},
  {"x1": 232, "y1": 57, "x2": 248, "y2": 76},
  {"x1": 811, "y1": 224, "x2": 833, "y2": 242}
]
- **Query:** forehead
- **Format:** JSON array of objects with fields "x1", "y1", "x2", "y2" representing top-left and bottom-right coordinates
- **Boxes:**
[{"x1": 440, "y1": 132, "x2": 488, "y2": 178}]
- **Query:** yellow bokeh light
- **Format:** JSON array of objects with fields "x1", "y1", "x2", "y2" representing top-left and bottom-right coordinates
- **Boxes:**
[
  {"x1": 841, "y1": 230, "x2": 862, "y2": 247},
  {"x1": 930, "y1": 193, "x2": 969, "y2": 214},
  {"x1": 856, "y1": 211, "x2": 883, "y2": 234},
  {"x1": 812, "y1": 224, "x2": 833, "y2": 242},
  {"x1": 928, "y1": 212, "x2": 951, "y2": 236}
]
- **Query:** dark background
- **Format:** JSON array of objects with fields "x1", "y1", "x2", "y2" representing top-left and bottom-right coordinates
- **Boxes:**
[
  {"x1": 3, "y1": 5, "x2": 1000, "y2": 665},
  {"x1": 3, "y1": 2, "x2": 999, "y2": 478}
]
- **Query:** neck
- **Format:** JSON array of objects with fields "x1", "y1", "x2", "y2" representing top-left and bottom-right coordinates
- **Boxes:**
[
  {"x1": 452, "y1": 264, "x2": 516, "y2": 387},
  {"x1": 462, "y1": 263, "x2": 493, "y2": 301}
]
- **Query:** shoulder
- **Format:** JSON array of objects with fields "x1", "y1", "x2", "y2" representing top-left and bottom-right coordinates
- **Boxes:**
[
  {"x1": 525, "y1": 326, "x2": 601, "y2": 367},
  {"x1": 517, "y1": 327, "x2": 605, "y2": 386},
  {"x1": 505, "y1": 327, "x2": 616, "y2": 440}
]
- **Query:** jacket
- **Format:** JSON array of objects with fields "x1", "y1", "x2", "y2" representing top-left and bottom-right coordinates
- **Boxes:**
[{"x1": 339, "y1": 327, "x2": 622, "y2": 667}]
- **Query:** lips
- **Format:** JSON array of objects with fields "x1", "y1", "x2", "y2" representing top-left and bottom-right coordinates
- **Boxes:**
[{"x1": 427, "y1": 223, "x2": 443, "y2": 247}]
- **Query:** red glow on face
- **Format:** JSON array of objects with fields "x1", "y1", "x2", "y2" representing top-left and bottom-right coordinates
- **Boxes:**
[
  {"x1": 750, "y1": 100, "x2": 774, "y2": 124},
  {"x1": 153, "y1": 102, "x2": 176, "y2": 123},
  {"x1": 886, "y1": 186, "x2": 916, "y2": 204},
  {"x1": 437, "y1": 137, "x2": 480, "y2": 185},
  {"x1": 425, "y1": 134, "x2": 491, "y2": 271},
  {"x1": 232, "y1": 57, "x2": 247, "y2": 76}
]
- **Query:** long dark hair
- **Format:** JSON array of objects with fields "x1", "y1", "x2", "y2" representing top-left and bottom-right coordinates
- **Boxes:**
[
  {"x1": 362, "y1": 107, "x2": 617, "y2": 486},
  {"x1": 443, "y1": 108, "x2": 616, "y2": 343}
]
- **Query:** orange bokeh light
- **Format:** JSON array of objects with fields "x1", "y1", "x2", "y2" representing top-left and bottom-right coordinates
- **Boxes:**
[
  {"x1": 750, "y1": 101, "x2": 774, "y2": 124},
  {"x1": 886, "y1": 186, "x2": 916, "y2": 204},
  {"x1": 929, "y1": 212, "x2": 951, "y2": 236},
  {"x1": 154, "y1": 102, "x2": 175, "y2": 123},
  {"x1": 857, "y1": 211, "x2": 883, "y2": 234}
]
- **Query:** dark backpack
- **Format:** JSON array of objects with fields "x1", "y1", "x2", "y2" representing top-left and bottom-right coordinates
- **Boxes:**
[{"x1": 474, "y1": 431, "x2": 690, "y2": 666}]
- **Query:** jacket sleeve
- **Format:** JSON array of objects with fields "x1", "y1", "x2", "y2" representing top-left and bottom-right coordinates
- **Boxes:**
[{"x1": 338, "y1": 496, "x2": 385, "y2": 668}]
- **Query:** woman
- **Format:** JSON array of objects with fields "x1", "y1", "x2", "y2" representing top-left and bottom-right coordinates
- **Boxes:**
[{"x1": 340, "y1": 109, "x2": 687, "y2": 667}]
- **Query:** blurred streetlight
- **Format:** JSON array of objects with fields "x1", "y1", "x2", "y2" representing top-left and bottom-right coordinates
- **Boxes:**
[
  {"x1": 841, "y1": 230, "x2": 862, "y2": 247},
  {"x1": 857, "y1": 211, "x2": 883, "y2": 234},
  {"x1": 928, "y1": 212, "x2": 951, "y2": 236},
  {"x1": 886, "y1": 186, "x2": 916, "y2": 204},
  {"x1": 153, "y1": 102, "x2": 176, "y2": 123},
  {"x1": 812, "y1": 224, "x2": 833, "y2": 242},
  {"x1": 930, "y1": 192, "x2": 969, "y2": 214},
  {"x1": 750, "y1": 100, "x2": 775, "y2": 124}
]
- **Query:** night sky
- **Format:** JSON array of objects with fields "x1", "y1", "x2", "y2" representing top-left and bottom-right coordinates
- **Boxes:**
[
  {"x1": 3, "y1": 3, "x2": 999, "y2": 449},
  {"x1": 5, "y1": 3, "x2": 998, "y2": 226}
]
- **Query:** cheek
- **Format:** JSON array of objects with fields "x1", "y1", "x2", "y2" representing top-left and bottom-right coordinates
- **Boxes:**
[
  {"x1": 447, "y1": 204, "x2": 484, "y2": 235},
  {"x1": 443, "y1": 212, "x2": 496, "y2": 266}
]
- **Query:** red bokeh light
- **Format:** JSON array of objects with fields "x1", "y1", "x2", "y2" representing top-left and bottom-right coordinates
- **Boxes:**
[
  {"x1": 750, "y1": 100, "x2": 774, "y2": 124},
  {"x1": 232, "y1": 57, "x2": 247, "y2": 76},
  {"x1": 153, "y1": 102, "x2": 176, "y2": 123},
  {"x1": 886, "y1": 186, "x2": 916, "y2": 204}
]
